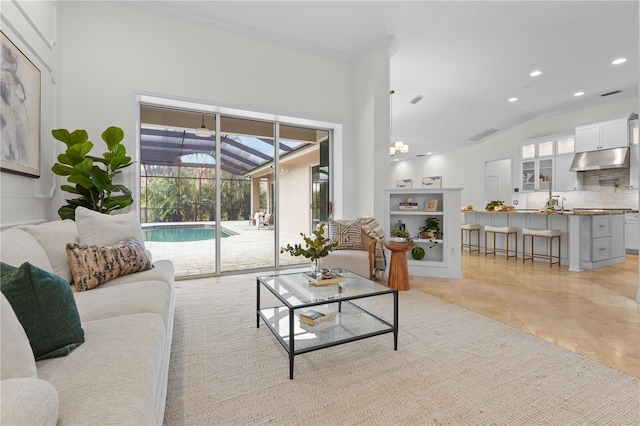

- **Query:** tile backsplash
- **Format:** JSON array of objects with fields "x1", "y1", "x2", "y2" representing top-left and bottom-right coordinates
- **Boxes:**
[{"x1": 525, "y1": 168, "x2": 638, "y2": 210}]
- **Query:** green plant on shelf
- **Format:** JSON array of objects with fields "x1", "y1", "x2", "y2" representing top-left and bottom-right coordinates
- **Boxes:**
[
  {"x1": 391, "y1": 227, "x2": 413, "y2": 244},
  {"x1": 418, "y1": 217, "x2": 440, "y2": 248}
]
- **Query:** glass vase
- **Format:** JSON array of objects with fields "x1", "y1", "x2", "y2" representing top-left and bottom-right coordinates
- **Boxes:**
[{"x1": 311, "y1": 257, "x2": 322, "y2": 278}]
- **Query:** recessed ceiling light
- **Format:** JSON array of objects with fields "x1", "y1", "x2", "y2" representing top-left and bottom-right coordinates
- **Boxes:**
[
  {"x1": 530, "y1": 70, "x2": 542, "y2": 77},
  {"x1": 612, "y1": 58, "x2": 626, "y2": 65},
  {"x1": 574, "y1": 91, "x2": 585, "y2": 97},
  {"x1": 508, "y1": 97, "x2": 518, "y2": 102}
]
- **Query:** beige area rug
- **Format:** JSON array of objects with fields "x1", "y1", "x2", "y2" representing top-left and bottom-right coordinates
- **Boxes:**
[{"x1": 164, "y1": 275, "x2": 640, "y2": 425}]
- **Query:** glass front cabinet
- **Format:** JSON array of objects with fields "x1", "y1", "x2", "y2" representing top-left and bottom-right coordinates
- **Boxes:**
[{"x1": 521, "y1": 158, "x2": 553, "y2": 192}]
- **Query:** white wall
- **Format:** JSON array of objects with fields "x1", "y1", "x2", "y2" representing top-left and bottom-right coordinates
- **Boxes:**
[
  {"x1": 390, "y1": 96, "x2": 639, "y2": 210},
  {"x1": 54, "y1": 1, "x2": 364, "y2": 220},
  {"x1": 0, "y1": 1, "x2": 59, "y2": 227}
]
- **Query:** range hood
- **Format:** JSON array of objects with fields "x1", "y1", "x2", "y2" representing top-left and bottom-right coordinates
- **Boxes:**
[{"x1": 569, "y1": 147, "x2": 630, "y2": 172}]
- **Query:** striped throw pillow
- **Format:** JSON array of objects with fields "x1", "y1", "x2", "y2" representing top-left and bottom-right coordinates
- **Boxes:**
[{"x1": 328, "y1": 219, "x2": 363, "y2": 250}]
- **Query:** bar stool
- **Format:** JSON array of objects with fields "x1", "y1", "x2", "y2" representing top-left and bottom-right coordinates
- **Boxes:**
[
  {"x1": 461, "y1": 224, "x2": 480, "y2": 253},
  {"x1": 484, "y1": 226, "x2": 518, "y2": 260},
  {"x1": 522, "y1": 228, "x2": 561, "y2": 267}
]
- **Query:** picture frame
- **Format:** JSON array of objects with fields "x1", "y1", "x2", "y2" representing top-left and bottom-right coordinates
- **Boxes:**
[
  {"x1": 1, "y1": 31, "x2": 41, "y2": 178},
  {"x1": 422, "y1": 176, "x2": 442, "y2": 188},
  {"x1": 396, "y1": 178, "x2": 413, "y2": 189},
  {"x1": 425, "y1": 199, "x2": 439, "y2": 212}
]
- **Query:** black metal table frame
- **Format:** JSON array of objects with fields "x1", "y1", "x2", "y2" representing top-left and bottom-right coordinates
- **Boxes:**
[{"x1": 256, "y1": 274, "x2": 398, "y2": 379}]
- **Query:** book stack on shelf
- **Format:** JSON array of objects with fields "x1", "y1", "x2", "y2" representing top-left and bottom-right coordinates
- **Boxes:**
[
  {"x1": 298, "y1": 309, "x2": 336, "y2": 326},
  {"x1": 398, "y1": 202, "x2": 419, "y2": 211},
  {"x1": 304, "y1": 271, "x2": 345, "y2": 286}
]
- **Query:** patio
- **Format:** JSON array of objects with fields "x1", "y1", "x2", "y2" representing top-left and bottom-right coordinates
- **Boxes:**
[{"x1": 144, "y1": 220, "x2": 310, "y2": 277}]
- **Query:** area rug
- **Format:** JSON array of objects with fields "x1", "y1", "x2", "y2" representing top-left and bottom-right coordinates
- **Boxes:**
[{"x1": 164, "y1": 275, "x2": 639, "y2": 425}]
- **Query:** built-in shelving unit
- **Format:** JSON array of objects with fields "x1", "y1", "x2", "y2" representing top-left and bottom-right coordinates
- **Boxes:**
[{"x1": 384, "y1": 188, "x2": 462, "y2": 279}]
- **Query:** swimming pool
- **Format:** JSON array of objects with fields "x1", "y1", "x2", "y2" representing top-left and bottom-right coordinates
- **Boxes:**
[{"x1": 143, "y1": 226, "x2": 230, "y2": 242}]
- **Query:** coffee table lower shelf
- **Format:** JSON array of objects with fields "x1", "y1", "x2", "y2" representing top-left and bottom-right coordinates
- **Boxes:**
[{"x1": 257, "y1": 300, "x2": 397, "y2": 379}]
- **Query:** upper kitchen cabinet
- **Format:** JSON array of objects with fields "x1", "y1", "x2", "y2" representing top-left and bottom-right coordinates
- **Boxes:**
[
  {"x1": 521, "y1": 136, "x2": 555, "y2": 159},
  {"x1": 575, "y1": 113, "x2": 639, "y2": 153},
  {"x1": 554, "y1": 133, "x2": 583, "y2": 191},
  {"x1": 521, "y1": 157, "x2": 553, "y2": 192}
]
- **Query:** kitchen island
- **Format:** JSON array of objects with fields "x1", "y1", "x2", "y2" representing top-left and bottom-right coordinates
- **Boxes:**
[{"x1": 462, "y1": 209, "x2": 627, "y2": 271}]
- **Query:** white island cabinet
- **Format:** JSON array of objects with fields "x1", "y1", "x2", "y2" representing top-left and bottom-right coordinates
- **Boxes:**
[
  {"x1": 385, "y1": 188, "x2": 462, "y2": 279},
  {"x1": 463, "y1": 210, "x2": 626, "y2": 271}
]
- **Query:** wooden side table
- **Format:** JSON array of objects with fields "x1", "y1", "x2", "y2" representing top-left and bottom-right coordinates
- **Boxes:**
[{"x1": 384, "y1": 241, "x2": 413, "y2": 291}]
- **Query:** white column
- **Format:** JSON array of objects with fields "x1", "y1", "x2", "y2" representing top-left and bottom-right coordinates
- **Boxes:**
[{"x1": 352, "y1": 45, "x2": 391, "y2": 223}]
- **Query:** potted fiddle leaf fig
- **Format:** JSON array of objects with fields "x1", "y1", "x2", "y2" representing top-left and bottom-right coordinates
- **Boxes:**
[{"x1": 51, "y1": 126, "x2": 134, "y2": 220}]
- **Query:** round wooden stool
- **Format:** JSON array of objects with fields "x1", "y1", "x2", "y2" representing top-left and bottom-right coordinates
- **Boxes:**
[{"x1": 383, "y1": 241, "x2": 413, "y2": 291}]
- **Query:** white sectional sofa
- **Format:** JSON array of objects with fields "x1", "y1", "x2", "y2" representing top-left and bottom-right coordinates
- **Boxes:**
[{"x1": 0, "y1": 213, "x2": 175, "y2": 425}]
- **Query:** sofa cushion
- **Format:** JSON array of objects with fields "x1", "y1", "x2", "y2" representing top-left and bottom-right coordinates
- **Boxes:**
[
  {"x1": 1, "y1": 294, "x2": 37, "y2": 380},
  {"x1": 18, "y1": 220, "x2": 79, "y2": 283},
  {"x1": 66, "y1": 237, "x2": 152, "y2": 291},
  {"x1": 75, "y1": 207, "x2": 151, "y2": 258},
  {"x1": 328, "y1": 219, "x2": 363, "y2": 250},
  {"x1": 0, "y1": 228, "x2": 53, "y2": 273},
  {"x1": 0, "y1": 378, "x2": 59, "y2": 426},
  {"x1": 321, "y1": 250, "x2": 371, "y2": 278},
  {"x1": 0, "y1": 262, "x2": 84, "y2": 360},
  {"x1": 36, "y1": 313, "x2": 167, "y2": 425},
  {"x1": 74, "y1": 280, "x2": 173, "y2": 326}
]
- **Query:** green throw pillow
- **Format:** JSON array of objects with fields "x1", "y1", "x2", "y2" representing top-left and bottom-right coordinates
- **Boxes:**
[{"x1": 0, "y1": 262, "x2": 84, "y2": 360}]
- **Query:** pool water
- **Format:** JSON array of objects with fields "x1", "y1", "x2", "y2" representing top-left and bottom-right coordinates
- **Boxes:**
[{"x1": 143, "y1": 226, "x2": 230, "y2": 242}]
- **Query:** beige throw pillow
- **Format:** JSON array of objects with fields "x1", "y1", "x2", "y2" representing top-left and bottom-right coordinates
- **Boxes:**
[
  {"x1": 66, "y1": 237, "x2": 152, "y2": 291},
  {"x1": 18, "y1": 220, "x2": 79, "y2": 283},
  {"x1": 74, "y1": 207, "x2": 151, "y2": 262},
  {"x1": 75, "y1": 207, "x2": 144, "y2": 246}
]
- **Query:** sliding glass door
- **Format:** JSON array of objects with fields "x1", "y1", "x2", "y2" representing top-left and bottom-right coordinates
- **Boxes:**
[{"x1": 139, "y1": 103, "x2": 331, "y2": 277}]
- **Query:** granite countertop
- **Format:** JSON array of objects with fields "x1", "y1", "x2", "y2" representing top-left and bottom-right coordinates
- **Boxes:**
[{"x1": 463, "y1": 209, "x2": 629, "y2": 216}]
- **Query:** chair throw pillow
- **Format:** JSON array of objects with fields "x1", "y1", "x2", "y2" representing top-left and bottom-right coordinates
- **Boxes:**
[
  {"x1": 67, "y1": 237, "x2": 152, "y2": 291},
  {"x1": 328, "y1": 219, "x2": 363, "y2": 250},
  {"x1": 0, "y1": 262, "x2": 84, "y2": 361}
]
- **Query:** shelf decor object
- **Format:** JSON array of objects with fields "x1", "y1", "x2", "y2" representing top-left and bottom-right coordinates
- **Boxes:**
[
  {"x1": 425, "y1": 199, "x2": 439, "y2": 212},
  {"x1": 422, "y1": 176, "x2": 442, "y2": 188},
  {"x1": 396, "y1": 178, "x2": 413, "y2": 189}
]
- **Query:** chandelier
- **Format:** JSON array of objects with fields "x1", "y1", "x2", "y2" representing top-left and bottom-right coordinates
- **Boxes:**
[{"x1": 389, "y1": 141, "x2": 409, "y2": 156}]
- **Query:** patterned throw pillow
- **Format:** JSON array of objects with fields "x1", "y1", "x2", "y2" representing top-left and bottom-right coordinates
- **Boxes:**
[
  {"x1": 328, "y1": 219, "x2": 363, "y2": 250},
  {"x1": 66, "y1": 237, "x2": 152, "y2": 291}
]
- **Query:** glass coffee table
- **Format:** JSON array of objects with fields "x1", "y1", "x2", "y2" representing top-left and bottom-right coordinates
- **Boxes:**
[{"x1": 256, "y1": 269, "x2": 398, "y2": 379}]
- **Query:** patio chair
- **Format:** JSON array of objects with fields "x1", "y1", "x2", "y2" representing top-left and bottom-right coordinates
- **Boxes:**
[{"x1": 260, "y1": 213, "x2": 273, "y2": 229}]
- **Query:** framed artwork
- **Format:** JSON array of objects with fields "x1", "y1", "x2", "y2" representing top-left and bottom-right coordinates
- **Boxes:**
[
  {"x1": 396, "y1": 178, "x2": 413, "y2": 189},
  {"x1": 1, "y1": 31, "x2": 41, "y2": 178},
  {"x1": 422, "y1": 176, "x2": 442, "y2": 188},
  {"x1": 425, "y1": 199, "x2": 439, "y2": 212}
]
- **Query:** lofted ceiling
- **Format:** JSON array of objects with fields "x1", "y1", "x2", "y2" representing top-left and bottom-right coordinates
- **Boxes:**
[{"x1": 125, "y1": 1, "x2": 639, "y2": 160}]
